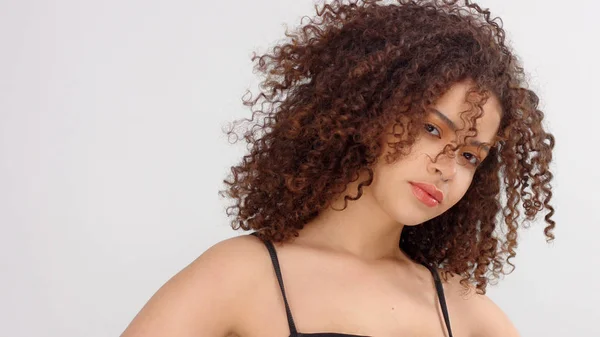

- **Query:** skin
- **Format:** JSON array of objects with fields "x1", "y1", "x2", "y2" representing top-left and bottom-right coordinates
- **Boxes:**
[{"x1": 121, "y1": 80, "x2": 520, "y2": 337}]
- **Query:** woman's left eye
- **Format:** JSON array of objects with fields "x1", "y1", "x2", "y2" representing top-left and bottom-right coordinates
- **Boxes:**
[
  {"x1": 462, "y1": 152, "x2": 480, "y2": 166},
  {"x1": 424, "y1": 123, "x2": 440, "y2": 137}
]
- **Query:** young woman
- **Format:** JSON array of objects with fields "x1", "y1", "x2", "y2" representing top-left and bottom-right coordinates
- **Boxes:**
[{"x1": 121, "y1": 0, "x2": 555, "y2": 336}]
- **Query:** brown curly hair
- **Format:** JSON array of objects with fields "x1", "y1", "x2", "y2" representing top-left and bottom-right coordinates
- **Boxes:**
[{"x1": 219, "y1": 0, "x2": 555, "y2": 294}]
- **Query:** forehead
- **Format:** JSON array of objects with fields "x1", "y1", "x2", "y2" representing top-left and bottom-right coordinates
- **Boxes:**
[{"x1": 431, "y1": 80, "x2": 502, "y2": 143}]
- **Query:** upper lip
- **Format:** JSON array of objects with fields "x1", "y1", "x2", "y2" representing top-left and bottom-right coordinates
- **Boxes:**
[{"x1": 410, "y1": 182, "x2": 444, "y2": 203}]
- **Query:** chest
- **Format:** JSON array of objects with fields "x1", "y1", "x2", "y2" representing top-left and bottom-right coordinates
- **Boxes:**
[{"x1": 239, "y1": 259, "x2": 470, "y2": 337}]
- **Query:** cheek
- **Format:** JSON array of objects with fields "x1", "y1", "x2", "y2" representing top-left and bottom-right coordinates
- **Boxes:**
[{"x1": 445, "y1": 171, "x2": 475, "y2": 207}]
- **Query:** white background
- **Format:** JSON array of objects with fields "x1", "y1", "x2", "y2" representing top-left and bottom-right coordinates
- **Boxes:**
[{"x1": 1, "y1": 0, "x2": 598, "y2": 336}]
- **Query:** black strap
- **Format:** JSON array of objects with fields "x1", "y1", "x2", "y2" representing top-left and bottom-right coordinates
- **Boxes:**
[
  {"x1": 251, "y1": 232, "x2": 453, "y2": 337},
  {"x1": 251, "y1": 232, "x2": 298, "y2": 335},
  {"x1": 422, "y1": 263, "x2": 454, "y2": 337}
]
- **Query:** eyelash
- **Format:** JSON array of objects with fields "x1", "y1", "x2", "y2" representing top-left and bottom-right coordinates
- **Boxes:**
[{"x1": 423, "y1": 123, "x2": 481, "y2": 167}]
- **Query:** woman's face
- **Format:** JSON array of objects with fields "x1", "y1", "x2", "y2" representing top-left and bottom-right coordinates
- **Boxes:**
[{"x1": 371, "y1": 80, "x2": 502, "y2": 226}]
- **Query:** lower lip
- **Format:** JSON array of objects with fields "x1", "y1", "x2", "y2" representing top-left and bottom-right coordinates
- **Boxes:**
[{"x1": 409, "y1": 183, "x2": 439, "y2": 207}]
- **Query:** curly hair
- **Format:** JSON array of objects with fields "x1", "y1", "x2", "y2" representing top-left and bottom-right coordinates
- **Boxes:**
[{"x1": 219, "y1": 0, "x2": 555, "y2": 294}]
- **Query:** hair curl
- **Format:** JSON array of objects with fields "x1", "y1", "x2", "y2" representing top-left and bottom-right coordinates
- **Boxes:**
[{"x1": 219, "y1": 0, "x2": 555, "y2": 294}]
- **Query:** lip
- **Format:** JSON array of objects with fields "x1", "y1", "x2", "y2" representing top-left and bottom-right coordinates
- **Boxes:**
[{"x1": 409, "y1": 182, "x2": 444, "y2": 204}]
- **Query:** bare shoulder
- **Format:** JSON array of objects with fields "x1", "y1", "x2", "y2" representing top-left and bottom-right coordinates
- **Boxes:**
[
  {"x1": 121, "y1": 234, "x2": 270, "y2": 337},
  {"x1": 194, "y1": 233, "x2": 270, "y2": 273},
  {"x1": 445, "y1": 274, "x2": 521, "y2": 337}
]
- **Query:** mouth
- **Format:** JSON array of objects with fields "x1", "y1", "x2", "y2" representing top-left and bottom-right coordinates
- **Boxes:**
[{"x1": 409, "y1": 182, "x2": 444, "y2": 207}]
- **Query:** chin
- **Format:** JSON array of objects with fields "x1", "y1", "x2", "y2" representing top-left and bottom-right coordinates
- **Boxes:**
[
  {"x1": 394, "y1": 212, "x2": 435, "y2": 227},
  {"x1": 392, "y1": 206, "x2": 445, "y2": 227}
]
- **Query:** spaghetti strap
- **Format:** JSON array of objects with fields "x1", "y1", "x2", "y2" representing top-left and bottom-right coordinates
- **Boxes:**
[
  {"x1": 250, "y1": 232, "x2": 453, "y2": 337},
  {"x1": 250, "y1": 232, "x2": 298, "y2": 335},
  {"x1": 422, "y1": 263, "x2": 454, "y2": 337}
]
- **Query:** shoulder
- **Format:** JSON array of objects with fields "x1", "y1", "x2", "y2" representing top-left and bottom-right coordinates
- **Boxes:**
[
  {"x1": 181, "y1": 233, "x2": 273, "y2": 300},
  {"x1": 121, "y1": 234, "x2": 272, "y2": 337},
  {"x1": 195, "y1": 233, "x2": 269, "y2": 272},
  {"x1": 444, "y1": 274, "x2": 521, "y2": 337}
]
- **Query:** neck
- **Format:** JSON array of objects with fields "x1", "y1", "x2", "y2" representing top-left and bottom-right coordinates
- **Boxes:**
[{"x1": 296, "y1": 180, "x2": 408, "y2": 261}]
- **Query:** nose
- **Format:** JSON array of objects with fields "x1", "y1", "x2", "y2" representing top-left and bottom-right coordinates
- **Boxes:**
[{"x1": 428, "y1": 152, "x2": 458, "y2": 182}]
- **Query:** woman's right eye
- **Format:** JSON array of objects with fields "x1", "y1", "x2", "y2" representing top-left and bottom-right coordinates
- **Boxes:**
[{"x1": 424, "y1": 123, "x2": 441, "y2": 138}]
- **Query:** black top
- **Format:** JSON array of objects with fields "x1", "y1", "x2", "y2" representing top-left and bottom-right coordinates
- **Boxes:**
[{"x1": 250, "y1": 232, "x2": 454, "y2": 337}]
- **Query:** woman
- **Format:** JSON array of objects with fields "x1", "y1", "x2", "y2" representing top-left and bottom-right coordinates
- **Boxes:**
[{"x1": 122, "y1": 0, "x2": 555, "y2": 336}]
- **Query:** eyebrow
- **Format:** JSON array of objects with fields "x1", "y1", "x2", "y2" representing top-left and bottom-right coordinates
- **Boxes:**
[{"x1": 431, "y1": 108, "x2": 491, "y2": 152}]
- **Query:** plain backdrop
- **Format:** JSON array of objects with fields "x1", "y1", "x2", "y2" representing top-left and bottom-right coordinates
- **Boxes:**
[{"x1": 1, "y1": 0, "x2": 598, "y2": 336}]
